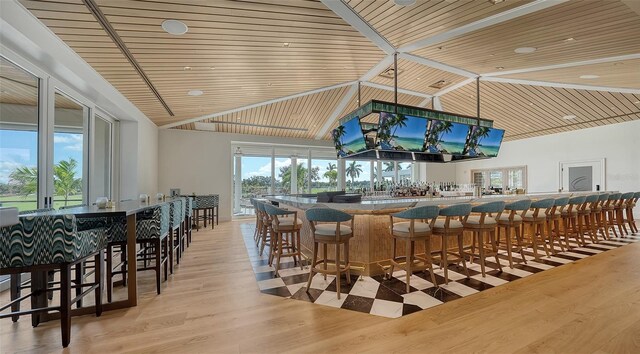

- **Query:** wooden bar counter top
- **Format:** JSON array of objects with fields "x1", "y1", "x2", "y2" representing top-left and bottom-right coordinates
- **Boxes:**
[{"x1": 268, "y1": 192, "x2": 608, "y2": 276}]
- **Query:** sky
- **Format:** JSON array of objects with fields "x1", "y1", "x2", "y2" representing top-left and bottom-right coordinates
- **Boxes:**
[
  {"x1": 381, "y1": 113, "x2": 428, "y2": 140},
  {"x1": 239, "y1": 156, "x2": 338, "y2": 183},
  {"x1": 0, "y1": 129, "x2": 84, "y2": 184},
  {"x1": 477, "y1": 127, "x2": 505, "y2": 147},
  {"x1": 435, "y1": 121, "x2": 471, "y2": 144},
  {"x1": 339, "y1": 117, "x2": 366, "y2": 149}
]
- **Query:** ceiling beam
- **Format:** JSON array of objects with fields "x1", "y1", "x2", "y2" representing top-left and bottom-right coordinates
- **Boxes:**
[
  {"x1": 315, "y1": 84, "x2": 358, "y2": 140},
  {"x1": 481, "y1": 53, "x2": 640, "y2": 77},
  {"x1": 417, "y1": 97, "x2": 431, "y2": 108},
  {"x1": 160, "y1": 81, "x2": 357, "y2": 129},
  {"x1": 361, "y1": 81, "x2": 432, "y2": 98},
  {"x1": 397, "y1": 0, "x2": 569, "y2": 53},
  {"x1": 320, "y1": 0, "x2": 395, "y2": 55},
  {"x1": 433, "y1": 77, "x2": 475, "y2": 97},
  {"x1": 360, "y1": 54, "x2": 394, "y2": 81},
  {"x1": 481, "y1": 77, "x2": 640, "y2": 94},
  {"x1": 398, "y1": 53, "x2": 478, "y2": 78}
]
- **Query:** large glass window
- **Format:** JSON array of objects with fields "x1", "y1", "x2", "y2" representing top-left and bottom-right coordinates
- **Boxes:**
[
  {"x1": 312, "y1": 159, "x2": 338, "y2": 192},
  {"x1": 0, "y1": 57, "x2": 40, "y2": 211},
  {"x1": 345, "y1": 160, "x2": 371, "y2": 191},
  {"x1": 274, "y1": 157, "x2": 292, "y2": 195},
  {"x1": 53, "y1": 91, "x2": 87, "y2": 208},
  {"x1": 398, "y1": 162, "x2": 412, "y2": 183},
  {"x1": 471, "y1": 166, "x2": 527, "y2": 193}
]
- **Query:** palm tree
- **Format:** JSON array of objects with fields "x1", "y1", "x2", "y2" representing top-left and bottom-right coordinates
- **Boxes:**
[
  {"x1": 54, "y1": 158, "x2": 82, "y2": 207},
  {"x1": 390, "y1": 114, "x2": 409, "y2": 139},
  {"x1": 332, "y1": 126, "x2": 345, "y2": 152},
  {"x1": 279, "y1": 163, "x2": 309, "y2": 190},
  {"x1": 383, "y1": 162, "x2": 395, "y2": 172},
  {"x1": 323, "y1": 163, "x2": 337, "y2": 188},
  {"x1": 437, "y1": 121, "x2": 454, "y2": 144},
  {"x1": 345, "y1": 161, "x2": 362, "y2": 187},
  {"x1": 9, "y1": 166, "x2": 38, "y2": 196}
]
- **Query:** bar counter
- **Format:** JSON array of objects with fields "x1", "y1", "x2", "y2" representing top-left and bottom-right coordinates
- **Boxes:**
[{"x1": 267, "y1": 191, "x2": 608, "y2": 276}]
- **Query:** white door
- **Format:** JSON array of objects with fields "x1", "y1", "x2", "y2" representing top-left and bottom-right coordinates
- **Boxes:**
[{"x1": 560, "y1": 159, "x2": 605, "y2": 192}]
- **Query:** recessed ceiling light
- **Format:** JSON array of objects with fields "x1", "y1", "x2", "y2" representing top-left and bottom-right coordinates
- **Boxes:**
[
  {"x1": 210, "y1": 67, "x2": 215, "y2": 70},
  {"x1": 488, "y1": 0, "x2": 505, "y2": 4},
  {"x1": 529, "y1": 102, "x2": 534, "y2": 106},
  {"x1": 283, "y1": 42, "x2": 290, "y2": 47},
  {"x1": 394, "y1": 0, "x2": 416, "y2": 6},
  {"x1": 236, "y1": 117, "x2": 241, "y2": 121},
  {"x1": 514, "y1": 47, "x2": 536, "y2": 54},
  {"x1": 634, "y1": 100, "x2": 640, "y2": 104},
  {"x1": 416, "y1": 77, "x2": 421, "y2": 80},
  {"x1": 187, "y1": 90, "x2": 203, "y2": 96},
  {"x1": 562, "y1": 115, "x2": 576, "y2": 120},
  {"x1": 564, "y1": 37, "x2": 575, "y2": 42},
  {"x1": 495, "y1": 66, "x2": 504, "y2": 70},
  {"x1": 579, "y1": 74, "x2": 600, "y2": 79},
  {"x1": 161, "y1": 19, "x2": 188, "y2": 35},
  {"x1": 267, "y1": 83, "x2": 272, "y2": 86},
  {"x1": 183, "y1": 66, "x2": 192, "y2": 71}
]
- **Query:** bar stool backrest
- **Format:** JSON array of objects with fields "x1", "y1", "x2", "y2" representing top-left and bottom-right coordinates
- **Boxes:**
[
  {"x1": 503, "y1": 199, "x2": 531, "y2": 222},
  {"x1": 439, "y1": 203, "x2": 472, "y2": 227},
  {"x1": 137, "y1": 204, "x2": 170, "y2": 239},
  {"x1": 393, "y1": 205, "x2": 440, "y2": 220},
  {"x1": 18, "y1": 207, "x2": 53, "y2": 215},
  {"x1": 60, "y1": 204, "x2": 88, "y2": 209},
  {"x1": 306, "y1": 207, "x2": 353, "y2": 240},
  {"x1": 584, "y1": 194, "x2": 599, "y2": 203},
  {"x1": 470, "y1": 201, "x2": 505, "y2": 224},
  {"x1": 620, "y1": 192, "x2": 635, "y2": 206},
  {"x1": 169, "y1": 199, "x2": 183, "y2": 229},
  {"x1": 263, "y1": 203, "x2": 297, "y2": 231},
  {"x1": 530, "y1": 198, "x2": 554, "y2": 218}
]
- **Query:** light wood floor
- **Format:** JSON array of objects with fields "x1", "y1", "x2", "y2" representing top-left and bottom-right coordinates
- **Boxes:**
[{"x1": 2, "y1": 220, "x2": 640, "y2": 353}]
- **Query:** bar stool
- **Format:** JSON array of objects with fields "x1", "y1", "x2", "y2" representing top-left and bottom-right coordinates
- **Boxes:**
[
  {"x1": 522, "y1": 198, "x2": 554, "y2": 259},
  {"x1": 431, "y1": 203, "x2": 471, "y2": 284},
  {"x1": 496, "y1": 199, "x2": 531, "y2": 268},
  {"x1": 263, "y1": 203, "x2": 303, "y2": 276},
  {"x1": 560, "y1": 196, "x2": 586, "y2": 249},
  {"x1": 304, "y1": 208, "x2": 354, "y2": 299},
  {"x1": 616, "y1": 192, "x2": 635, "y2": 236},
  {"x1": 0, "y1": 210, "x2": 107, "y2": 348},
  {"x1": 388, "y1": 205, "x2": 440, "y2": 292},
  {"x1": 601, "y1": 193, "x2": 621, "y2": 239},
  {"x1": 183, "y1": 196, "x2": 193, "y2": 247},
  {"x1": 594, "y1": 193, "x2": 610, "y2": 240},
  {"x1": 193, "y1": 195, "x2": 216, "y2": 230},
  {"x1": 626, "y1": 192, "x2": 639, "y2": 234},
  {"x1": 578, "y1": 194, "x2": 600, "y2": 244},
  {"x1": 546, "y1": 197, "x2": 568, "y2": 254},
  {"x1": 463, "y1": 201, "x2": 505, "y2": 277},
  {"x1": 255, "y1": 201, "x2": 271, "y2": 257},
  {"x1": 136, "y1": 204, "x2": 170, "y2": 294},
  {"x1": 169, "y1": 198, "x2": 184, "y2": 272}
]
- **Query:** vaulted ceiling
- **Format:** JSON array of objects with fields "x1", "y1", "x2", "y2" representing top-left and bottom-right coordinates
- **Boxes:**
[{"x1": 16, "y1": 0, "x2": 640, "y2": 141}]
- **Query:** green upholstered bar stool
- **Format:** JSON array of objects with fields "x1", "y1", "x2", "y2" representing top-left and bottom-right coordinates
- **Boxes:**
[
  {"x1": 264, "y1": 203, "x2": 303, "y2": 276},
  {"x1": 594, "y1": 193, "x2": 610, "y2": 240},
  {"x1": 522, "y1": 198, "x2": 554, "y2": 259},
  {"x1": 194, "y1": 195, "x2": 217, "y2": 230},
  {"x1": 560, "y1": 196, "x2": 586, "y2": 248},
  {"x1": 250, "y1": 198, "x2": 261, "y2": 245},
  {"x1": 626, "y1": 192, "x2": 640, "y2": 234},
  {"x1": 0, "y1": 210, "x2": 107, "y2": 348},
  {"x1": 255, "y1": 201, "x2": 272, "y2": 257},
  {"x1": 463, "y1": 201, "x2": 505, "y2": 277},
  {"x1": 18, "y1": 207, "x2": 54, "y2": 215},
  {"x1": 496, "y1": 199, "x2": 531, "y2": 268},
  {"x1": 213, "y1": 194, "x2": 220, "y2": 226},
  {"x1": 616, "y1": 192, "x2": 635, "y2": 236},
  {"x1": 578, "y1": 194, "x2": 600, "y2": 244},
  {"x1": 601, "y1": 193, "x2": 621, "y2": 239},
  {"x1": 304, "y1": 207, "x2": 354, "y2": 299},
  {"x1": 135, "y1": 204, "x2": 170, "y2": 294},
  {"x1": 168, "y1": 198, "x2": 184, "y2": 272},
  {"x1": 546, "y1": 197, "x2": 569, "y2": 254},
  {"x1": 388, "y1": 205, "x2": 440, "y2": 292},
  {"x1": 431, "y1": 203, "x2": 471, "y2": 284},
  {"x1": 183, "y1": 196, "x2": 194, "y2": 247}
]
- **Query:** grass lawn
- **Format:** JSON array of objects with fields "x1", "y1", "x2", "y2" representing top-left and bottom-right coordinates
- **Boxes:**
[{"x1": 0, "y1": 194, "x2": 84, "y2": 211}]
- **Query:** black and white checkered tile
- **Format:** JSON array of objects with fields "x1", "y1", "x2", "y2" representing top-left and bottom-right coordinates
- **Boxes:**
[{"x1": 243, "y1": 224, "x2": 639, "y2": 318}]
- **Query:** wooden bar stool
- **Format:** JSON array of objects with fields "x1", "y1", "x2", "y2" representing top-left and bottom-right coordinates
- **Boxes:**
[
  {"x1": 431, "y1": 203, "x2": 472, "y2": 284},
  {"x1": 626, "y1": 192, "x2": 639, "y2": 234},
  {"x1": 594, "y1": 193, "x2": 610, "y2": 241},
  {"x1": 496, "y1": 199, "x2": 531, "y2": 268},
  {"x1": 388, "y1": 205, "x2": 440, "y2": 292},
  {"x1": 546, "y1": 197, "x2": 569, "y2": 254},
  {"x1": 463, "y1": 201, "x2": 505, "y2": 277},
  {"x1": 304, "y1": 208, "x2": 354, "y2": 299},
  {"x1": 522, "y1": 198, "x2": 554, "y2": 259},
  {"x1": 578, "y1": 194, "x2": 600, "y2": 244},
  {"x1": 168, "y1": 198, "x2": 185, "y2": 272},
  {"x1": 255, "y1": 201, "x2": 271, "y2": 257},
  {"x1": 250, "y1": 198, "x2": 261, "y2": 245},
  {"x1": 263, "y1": 203, "x2": 303, "y2": 276},
  {"x1": 601, "y1": 193, "x2": 621, "y2": 239},
  {"x1": 0, "y1": 210, "x2": 107, "y2": 348},
  {"x1": 183, "y1": 196, "x2": 193, "y2": 248},
  {"x1": 616, "y1": 192, "x2": 635, "y2": 236},
  {"x1": 135, "y1": 204, "x2": 171, "y2": 294},
  {"x1": 559, "y1": 196, "x2": 586, "y2": 249}
]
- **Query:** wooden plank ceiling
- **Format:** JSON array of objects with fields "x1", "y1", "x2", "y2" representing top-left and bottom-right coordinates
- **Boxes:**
[{"x1": 17, "y1": 0, "x2": 640, "y2": 142}]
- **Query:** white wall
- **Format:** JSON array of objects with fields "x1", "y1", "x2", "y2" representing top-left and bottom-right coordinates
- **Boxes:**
[
  {"x1": 158, "y1": 129, "x2": 333, "y2": 222},
  {"x1": 455, "y1": 120, "x2": 640, "y2": 198},
  {"x1": 137, "y1": 117, "x2": 158, "y2": 196}
]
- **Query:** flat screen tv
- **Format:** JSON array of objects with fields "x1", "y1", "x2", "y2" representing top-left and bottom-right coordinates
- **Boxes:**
[
  {"x1": 424, "y1": 120, "x2": 471, "y2": 155},
  {"x1": 465, "y1": 126, "x2": 505, "y2": 158},
  {"x1": 332, "y1": 116, "x2": 367, "y2": 158},
  {"x1": 377, "y1": 112, "x2": 429, "y2": 152}
]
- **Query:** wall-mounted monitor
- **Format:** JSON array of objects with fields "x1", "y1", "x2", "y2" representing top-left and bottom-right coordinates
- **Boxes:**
[
  {"x1": 332, "y1": 116, "x2": 367, "y2": 158},
  {"x1": 424, "y1": 120, "x2": 471, "y2": 155},
  {"x1": 377, "y1": 112, "x2": 429, "y2": 152},
  {"x1": 464, "y1": 126, "x2": 505, "y2": 158}
]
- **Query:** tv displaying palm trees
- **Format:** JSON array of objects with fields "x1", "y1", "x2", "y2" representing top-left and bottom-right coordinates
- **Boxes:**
[
  {"x1": 425, "y1": 120, "x2": 471, "y2": 155},
  {"x1": 465, "y1": 126, "x2": 505, "y2": 157},
  {"x1": 377, "y1": 112, "x2": 428, "y2": 152},
  {"x1": 332, "y1": 116, "x2": 367, "y2": 157}
]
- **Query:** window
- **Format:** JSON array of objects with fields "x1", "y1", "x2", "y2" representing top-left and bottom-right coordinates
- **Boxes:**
[
  {"x1": 471, "y1": 166, "x2": 527, "y2": 192},
  {"x1": 311, "y1": 159, "x2": 338, "y2": 193},
  {"x1": 398, "y1": 162, "x2": 412, "y2": 183},
  {"x1": 345, "y1": 160, "x2": 371, "y2": 191},
  {"x1": 274, "y1": 157, "x2": 292, "y2": 195},
  {"x1": 0, "y1": 57, "x2": 40, "y2": 211}
]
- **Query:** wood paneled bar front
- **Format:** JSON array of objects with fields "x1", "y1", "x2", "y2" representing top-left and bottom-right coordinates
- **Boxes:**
[{"x1": 268, "y1": 192, "x2": 608, "y2": 276}]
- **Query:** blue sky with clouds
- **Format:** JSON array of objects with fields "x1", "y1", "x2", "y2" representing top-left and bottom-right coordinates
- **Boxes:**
[{"x1": 0, "y1": 130, "x2": 84, "y2": 184}]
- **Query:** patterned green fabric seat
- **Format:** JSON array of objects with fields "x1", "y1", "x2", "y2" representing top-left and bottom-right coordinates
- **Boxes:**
[
  {"x1": 60, "y1": 204, "x2": 128, "y2": 244},
  {"x1": 0, "y1": 214, "x2": 107, "y2": 268},
  {"x1": 169, "y1": 198, "x2": 184, "y2": 230},
  {"x1": 194, "y1": 195, "x2": 217, "y2": 209},
  {"x1": 18, "y1": 208, "x2": 54, "y2": 215},
  {"x1": 136, "y1": 204, "x2": 170, "y2": 240}
]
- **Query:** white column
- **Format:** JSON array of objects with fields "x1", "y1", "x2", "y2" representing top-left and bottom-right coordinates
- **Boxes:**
[
  {"x1": 394, "y1": 162, "x2": 399, "y2": 183},
  {"x1": 290, "y1": 155, "x2": 297, "y2": 195},
  {"x1": 234, "y1": 154, "x2": 242, "y2": 214},
  {"x1": 433, "y1": 96, "x2": 443, "y2": 110},
  {"x1": 337, "y1": 159, "x2": 346, "y2": 191},
  {"x1": 376, "y1": 161, "x2": 383, "y2": 185},
  {"x1": 369, "y1": 161, "x2": 374, "y2": 191}
]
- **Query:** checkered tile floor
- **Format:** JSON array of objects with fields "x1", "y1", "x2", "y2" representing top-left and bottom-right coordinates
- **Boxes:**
[{"x1": 243, "y1": 224, "x2": 639, "y2": 318}]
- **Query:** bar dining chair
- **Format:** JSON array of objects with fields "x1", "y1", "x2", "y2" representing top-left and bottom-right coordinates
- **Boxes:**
[
  {"x1": 463, "y1": 201, "x2": 505, "y2": 277},
  {"x1": 431, "y1": 203, "x2": 472, "y2": 284},
  {"x1": 522, "y1": 198, "x2": 554, "y2": 259},
  {"x1": 135, "y1": 204, "x2": 170, "y2": 294},
  {"x1": 496, "y1": 199, "x2": 531, "y2": 268},
  {"x1": 263, "y1": 203, "x2": 303, "y2": 276}
]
